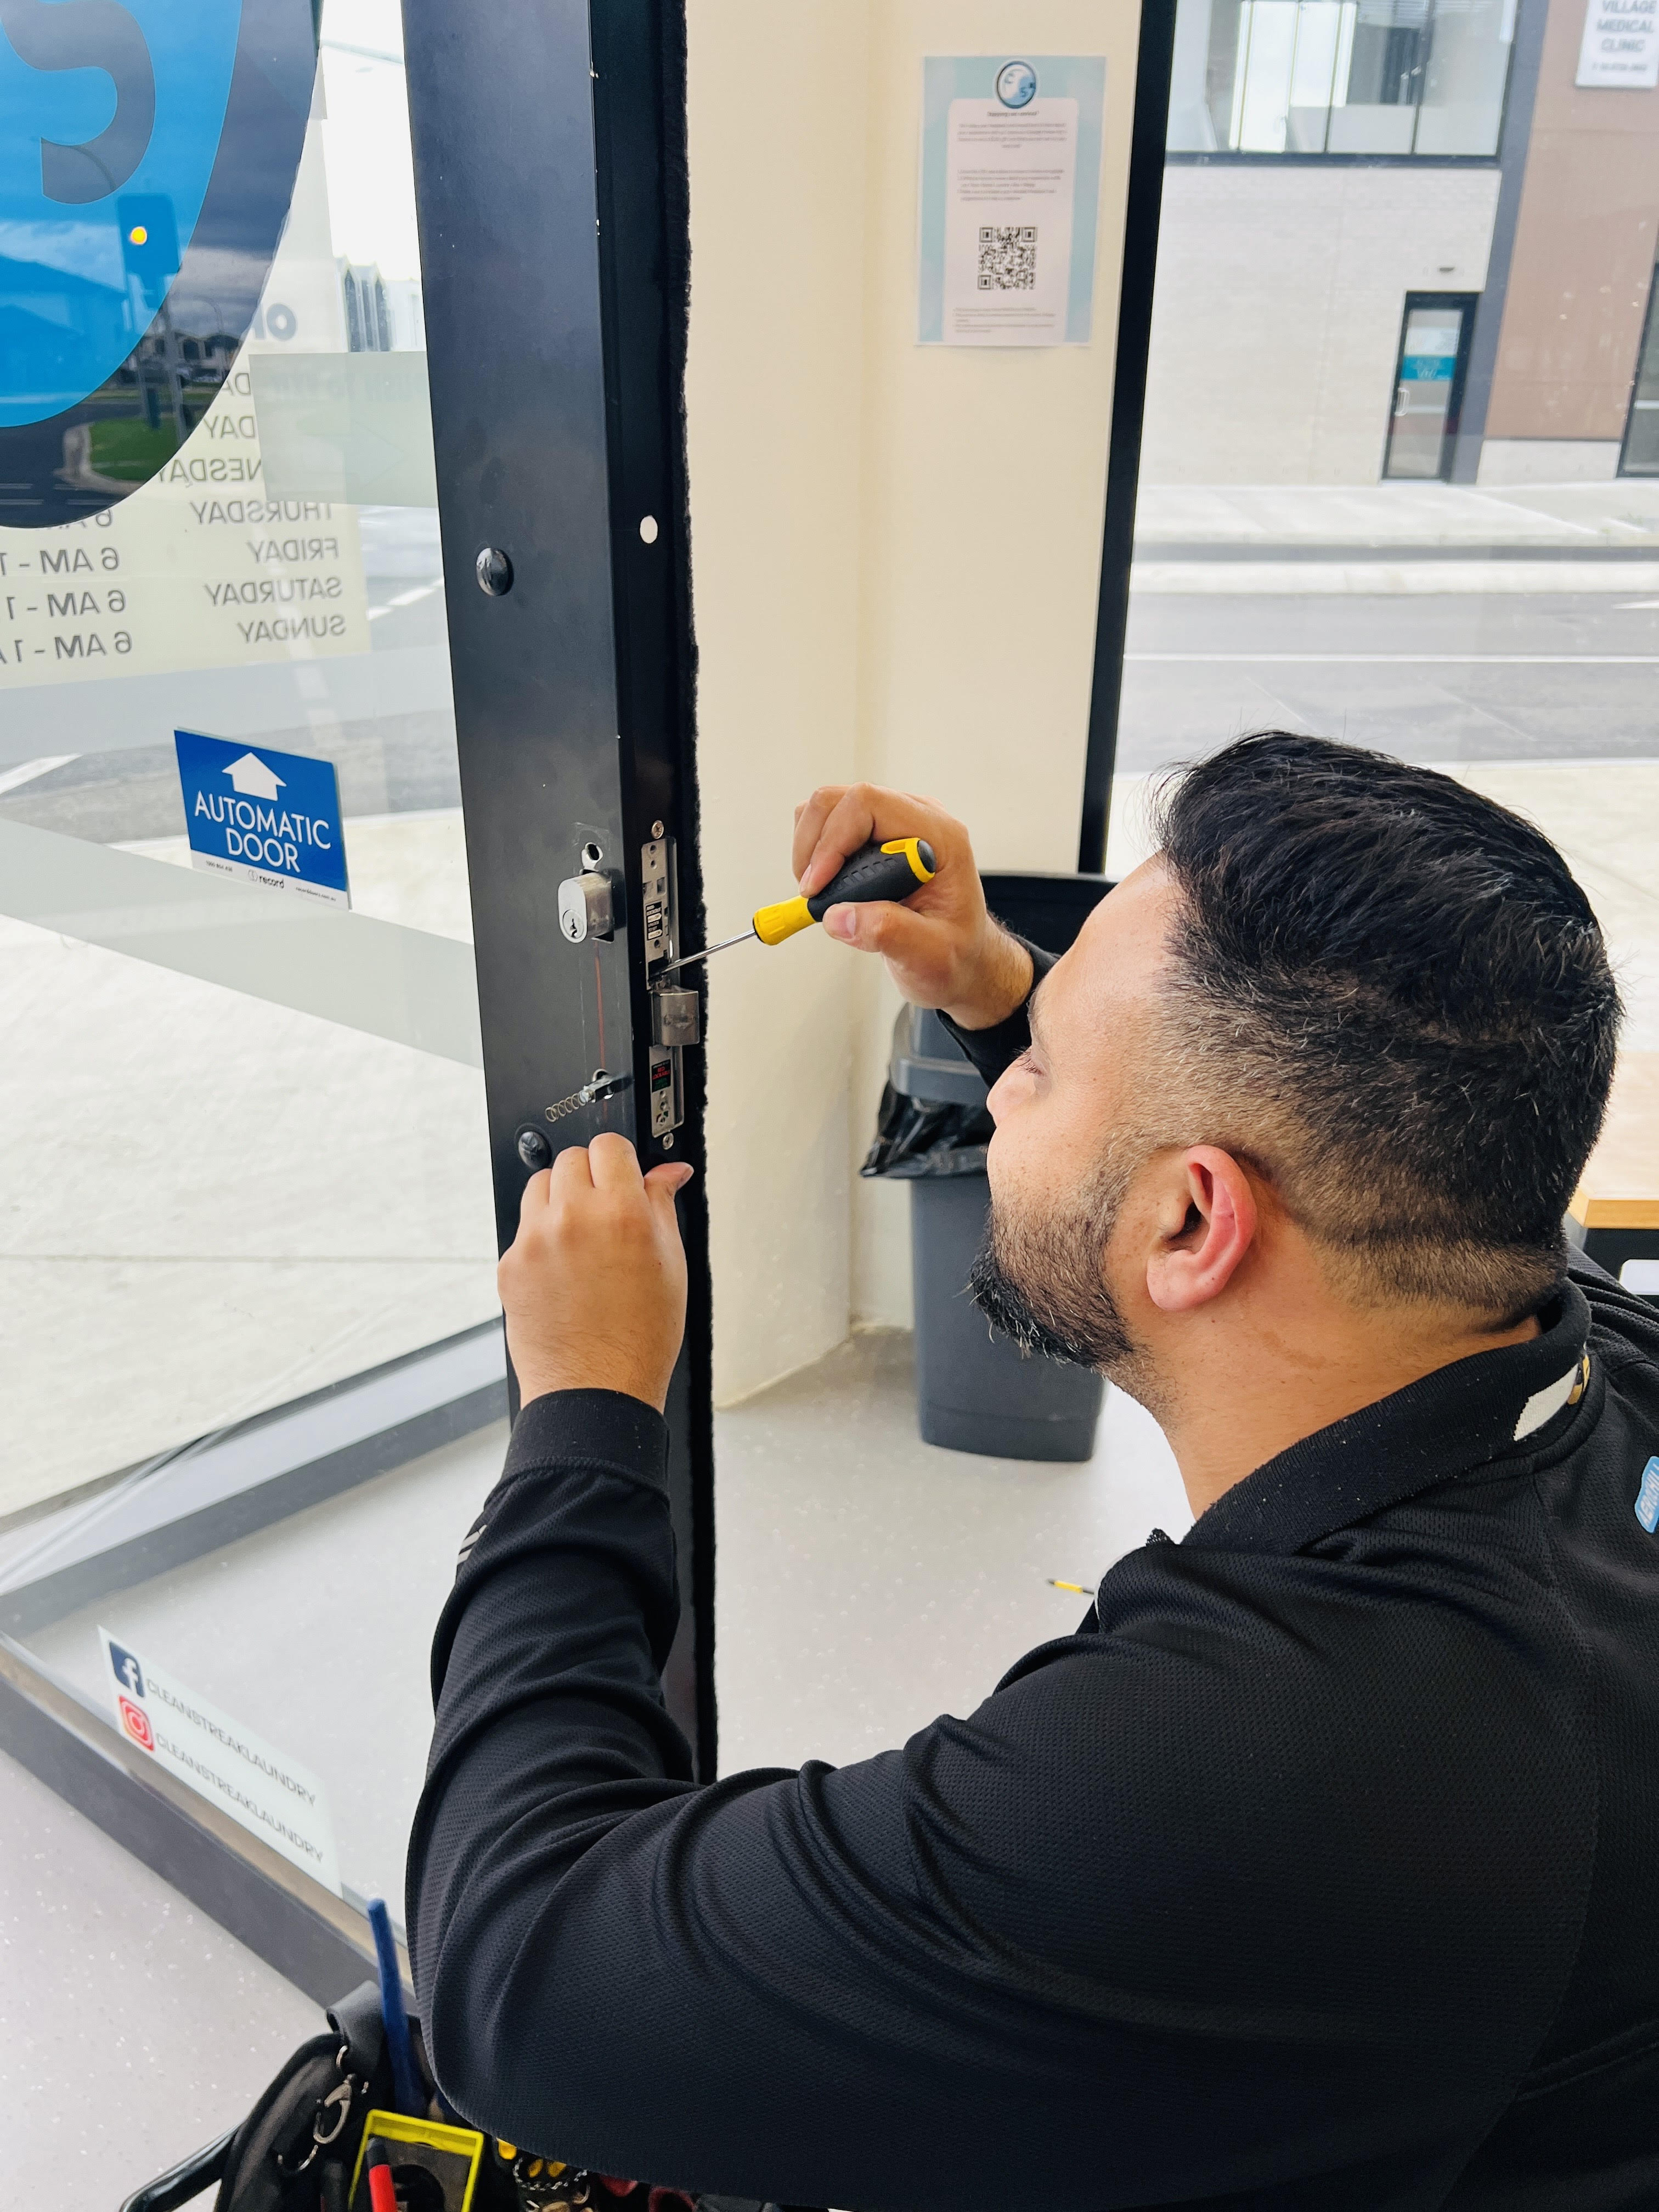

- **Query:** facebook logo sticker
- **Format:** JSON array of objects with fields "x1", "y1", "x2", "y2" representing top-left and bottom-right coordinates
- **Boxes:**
[
  {"x1": 109, "y1": 1641, "x2": 145, "y2": 1701},
  {"x1": 1637, "y1": 1460, "x2": 1659, "y2": 1534}
]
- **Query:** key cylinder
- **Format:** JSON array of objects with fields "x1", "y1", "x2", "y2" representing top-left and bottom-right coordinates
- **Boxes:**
[{"x1": 558, "y1": 871, "x2": 614, "y2": 944}]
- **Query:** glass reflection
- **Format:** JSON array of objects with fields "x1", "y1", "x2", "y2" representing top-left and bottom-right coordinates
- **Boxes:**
[
  {"x1": 0, "y1": 0, "x2": 492, "y2": 1914},
  {"x1": 0, "y1": 0, "x2": 315, "y2": 519},
  {"x1": 1167, "y1": 0, "x2": 1515, "y2": 158}
]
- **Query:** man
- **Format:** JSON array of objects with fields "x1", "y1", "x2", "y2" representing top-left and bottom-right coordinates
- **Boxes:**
[{"x1": 408, "y1": 733, "x2": 1659, "y2": 2209}]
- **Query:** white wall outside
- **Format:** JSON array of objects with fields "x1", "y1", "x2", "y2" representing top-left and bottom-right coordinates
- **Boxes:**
[
  {"x1": 1477, "y1": 438, "x2": 1622, "y2": 483},
  {"x1": 1140, "y1": 163, "x2": 1502, "y2": 484}
]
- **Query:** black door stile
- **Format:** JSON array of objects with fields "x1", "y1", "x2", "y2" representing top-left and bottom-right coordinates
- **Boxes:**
[
  {"x1": 591, "y1": 0, "x2": 715, "y2": 1779},
  {"x1": 402, "y1": 0, "x2": 714, "y2": 1774}
]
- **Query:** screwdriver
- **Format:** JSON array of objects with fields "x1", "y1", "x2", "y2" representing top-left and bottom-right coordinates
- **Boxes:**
[{"x1": 657, "y1": 837, "x2": 936, "y2": 975}]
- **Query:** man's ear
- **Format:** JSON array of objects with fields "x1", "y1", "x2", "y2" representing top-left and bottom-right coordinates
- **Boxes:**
[{"x1": 1144, "y1": 1147, "x2": 1259, "y2": 1314}]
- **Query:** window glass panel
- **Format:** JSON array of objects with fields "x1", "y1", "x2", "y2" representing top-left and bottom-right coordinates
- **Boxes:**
[
  {"x1": 1286, "y1": 4, "x2": 1350, "y2": 150},
  {"x1": 1236, "y1": 3, "x2": 1302, "y2": 150},
  {"x1": 1170, "y1": 0, "x2": 1515, "y2": 157},
  {"x1": 0, "y1": 0, "x2": 495, "y2": 1915},
  {"x1": 1125, "y1": 3, "x2": 1659, "y2": 1381},
  {"x1": 1346, "y1": 0, "x2": 1434, "y2": 108},
  {"x1": 1168, "y1": 0, "x2": 1225, "y2": 149},
  {"x1": 1415, "y1": 0, "x2": 1514, "y2": 154}
]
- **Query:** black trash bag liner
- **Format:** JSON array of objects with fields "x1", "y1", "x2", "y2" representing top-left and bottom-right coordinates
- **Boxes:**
[
  {"x1": 861, "y1": 873, "x2": 1110, "y2": 1187},
  {"x1": 860, "y1": 1083, "x2": 992, "y2": 1180}
]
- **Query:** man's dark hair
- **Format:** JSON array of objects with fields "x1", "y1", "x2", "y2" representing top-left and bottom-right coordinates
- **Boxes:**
[{"x1": 1148, "y1": 732, "x2": 1621, "y2": 1319}]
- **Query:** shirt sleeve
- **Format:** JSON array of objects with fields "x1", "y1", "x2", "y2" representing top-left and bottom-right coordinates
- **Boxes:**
[
  {"x1": 934, "y1": 935, "x2": 1055, "y2": 1090},
  {"x1": 405, "y1": 1388, "x2": 1590, "y2": 2211}
]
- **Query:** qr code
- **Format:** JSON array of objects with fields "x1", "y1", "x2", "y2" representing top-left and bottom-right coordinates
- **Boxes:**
[{"x1": 978, "y1": 224, "x2": 1037, "y2": 291}]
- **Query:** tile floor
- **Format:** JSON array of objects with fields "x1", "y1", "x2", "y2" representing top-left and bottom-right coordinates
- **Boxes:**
[
  {"x1": 9, "y1": 1329, "x2": 1189, "y2": 2194},
  {"x1": 2, "y1": 1746, "x2": 320, "y2": 2206}
]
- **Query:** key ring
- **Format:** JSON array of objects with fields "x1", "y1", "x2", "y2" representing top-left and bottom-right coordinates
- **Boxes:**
[
  {"x1": 313, "y1": 2076, "x2": 356, "y2": 2146},
  {"x1": 275, "y1": 2053, "x2": 357, "y2": 2176}
]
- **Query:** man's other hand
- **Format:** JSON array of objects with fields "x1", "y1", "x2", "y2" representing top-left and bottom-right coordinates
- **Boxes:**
[
  {"x1": 792, "y1": 782, "x2": 1032, "y2": 1030},
  {"x1": 500, "y1": 1133, "x2": 695, "y2": 1413}
]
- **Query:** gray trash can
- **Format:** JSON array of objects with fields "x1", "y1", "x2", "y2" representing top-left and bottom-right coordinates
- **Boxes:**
[{"x1": 862, "y1": 871, "x2": 1110, "y2": 1463}]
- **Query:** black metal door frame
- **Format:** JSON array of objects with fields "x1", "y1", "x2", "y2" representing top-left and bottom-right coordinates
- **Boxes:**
[
  {"x1": 1077, "y1": 0, "x2": 1177, "y2": 874},
  {"x1": 402, "y1": 0, "x2": 714, "y2": 1773}
]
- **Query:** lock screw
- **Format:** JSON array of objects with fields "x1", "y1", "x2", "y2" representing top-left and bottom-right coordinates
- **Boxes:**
[
  {"x1": 651, "y1": 820, "x2": 665, "y2": 838},
  {"x1": 516, "y1": 1126, "x2": 552, "y2": 1170},
  {"x1": 476, "y1": 546, "x2": 514, "y2": 596}
]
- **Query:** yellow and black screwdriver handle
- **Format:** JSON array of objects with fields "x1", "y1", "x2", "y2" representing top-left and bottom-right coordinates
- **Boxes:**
[{"x1": 752, "y1": 836, "x2": 936, "y2": 946}]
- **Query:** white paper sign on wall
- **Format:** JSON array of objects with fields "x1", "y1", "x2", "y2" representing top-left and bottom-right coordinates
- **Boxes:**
[
  {"x1": 1576, "y1": 0, "x2": 1659, "y2": 88},
  {"x1": 918, "y1": 56, "x2": 1107, "y2": 348}
]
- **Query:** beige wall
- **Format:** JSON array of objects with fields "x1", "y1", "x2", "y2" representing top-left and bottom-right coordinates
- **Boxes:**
[
  {"x1": 1140, "y1": 165, "x2": 1501, "y2": 484},
  {"x1": 685, "y1": 6, "x2": 870, "y2": 1409},
  {"x1": 686, "y1": 1, "x2": 1144, "y2": 1400},
  {"x1": 1486, "y1": 0, "x2": 1659, "y2": 443}
]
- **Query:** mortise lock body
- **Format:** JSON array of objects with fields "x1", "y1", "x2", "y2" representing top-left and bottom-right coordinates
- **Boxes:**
[
  {"x1": 554, "y1": 835, "x2": 695, "y2": 1145},
  {"x1": 641, "y1": 832, "x2": 693, "y2": 1139}
]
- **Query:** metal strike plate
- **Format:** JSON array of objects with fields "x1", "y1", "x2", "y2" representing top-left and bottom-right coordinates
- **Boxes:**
[
  {"x1": 558, "y1": 871, "x2": 614, "y2": 944},
  {"x1": 651, "y1": 987, "x2": 700, "y2": 1049},
  {"x1": 641, "y1": 836, "x2": 673, "y2": 968},
  {"x1": 641, "y1": 834, "x2": 685, "y2": 1139}
]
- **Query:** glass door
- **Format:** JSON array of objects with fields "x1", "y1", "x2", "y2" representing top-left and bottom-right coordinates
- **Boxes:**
[
  {"x1": 1383, "y1": 292, "x2": 1477, "y2": 481},
  {"x1": 0, "y1": 0, "x2": 500, "y2": 1929}
]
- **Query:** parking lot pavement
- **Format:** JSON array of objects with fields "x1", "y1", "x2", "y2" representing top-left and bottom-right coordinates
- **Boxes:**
[
  {"x1": 1120, "y1": 588, "x2": 1659, "y2": 769},
  {"x1": 0, "y1": 807, "x2": 494, "y2": 1520}
]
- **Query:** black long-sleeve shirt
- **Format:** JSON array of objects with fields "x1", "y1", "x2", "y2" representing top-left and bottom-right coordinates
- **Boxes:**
[{"x1": 408, "y1": 989, "x2": 1659, "y2": 2209}]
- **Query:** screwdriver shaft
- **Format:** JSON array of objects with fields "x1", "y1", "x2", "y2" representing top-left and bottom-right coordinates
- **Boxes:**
[
  {"x1": 656, "y1": 926, "x2": 757, "y2": 976},
  {"x1": 653, "y1": 839, "x2": 934, "y2": 973}
]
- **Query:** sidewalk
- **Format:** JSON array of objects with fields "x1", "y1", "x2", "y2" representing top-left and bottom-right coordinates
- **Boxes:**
[
  {"x1": 1131, "y1": 482, "x2": 1659, "y2": 595},
  {"x1": 1134, "y1": 480, "x2": 1659, "y2": 551}
]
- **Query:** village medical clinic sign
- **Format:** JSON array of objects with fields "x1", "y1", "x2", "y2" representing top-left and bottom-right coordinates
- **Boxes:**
[{"x1": 1578, "y1": 0, "x2": 1659, "y2": 88}]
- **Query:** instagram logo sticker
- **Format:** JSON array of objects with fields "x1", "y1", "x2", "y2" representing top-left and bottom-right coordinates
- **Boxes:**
[{"x1": 118, "y1": 1696, "x2": 155, "y2": 1753}]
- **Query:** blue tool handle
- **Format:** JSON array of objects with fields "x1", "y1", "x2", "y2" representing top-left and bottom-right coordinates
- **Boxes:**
[{"x1": 366, "y1": 1895, "x2": 425, "y2": 2116}]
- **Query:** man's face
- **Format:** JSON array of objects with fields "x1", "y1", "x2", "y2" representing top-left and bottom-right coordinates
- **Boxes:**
[{"x1": 970, "y1": 862, "x2": 1177, "y2": 1385}]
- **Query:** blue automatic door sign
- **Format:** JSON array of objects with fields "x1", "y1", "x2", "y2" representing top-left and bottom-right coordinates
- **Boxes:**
[
  {"x1": 175, "y1": 728, "x2": 351, "y2": 907},
  {"x1": 0, "y1": 0, "x2": 317, "y2": 523}
]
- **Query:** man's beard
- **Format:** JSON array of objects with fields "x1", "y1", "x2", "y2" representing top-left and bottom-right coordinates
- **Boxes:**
[{"x1": 968, "y1": 1157, "x2": 1141, "y2": 1379}]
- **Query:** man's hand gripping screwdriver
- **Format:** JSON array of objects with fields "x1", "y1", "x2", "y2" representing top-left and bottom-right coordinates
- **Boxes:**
[{"x1": 657, "y1": 836, "x2": 936, "y2": 974}]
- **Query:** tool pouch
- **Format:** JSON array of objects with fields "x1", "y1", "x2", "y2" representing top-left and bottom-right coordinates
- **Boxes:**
[
  {"x1": 210, "y1": 1980, "x2": 405, "y2": 2212},
  {"x1": 119, "y1": 1979, "x2": 522, "y2": 2212},
  {"x1": 117, "y1": 1984, "x2": 806, "y2": 2212},
  {"x1": 117, "y1": 1980, "x2": 764, "y2": 2212}
]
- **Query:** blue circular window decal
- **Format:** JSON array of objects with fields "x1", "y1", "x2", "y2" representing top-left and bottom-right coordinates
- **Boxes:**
[
  {"x1": 995, "y1": 60, "x2": 1038, "y2": 109},
  {"x1": 0, "y1": 0, "x2": 317, "y2": 524}
]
